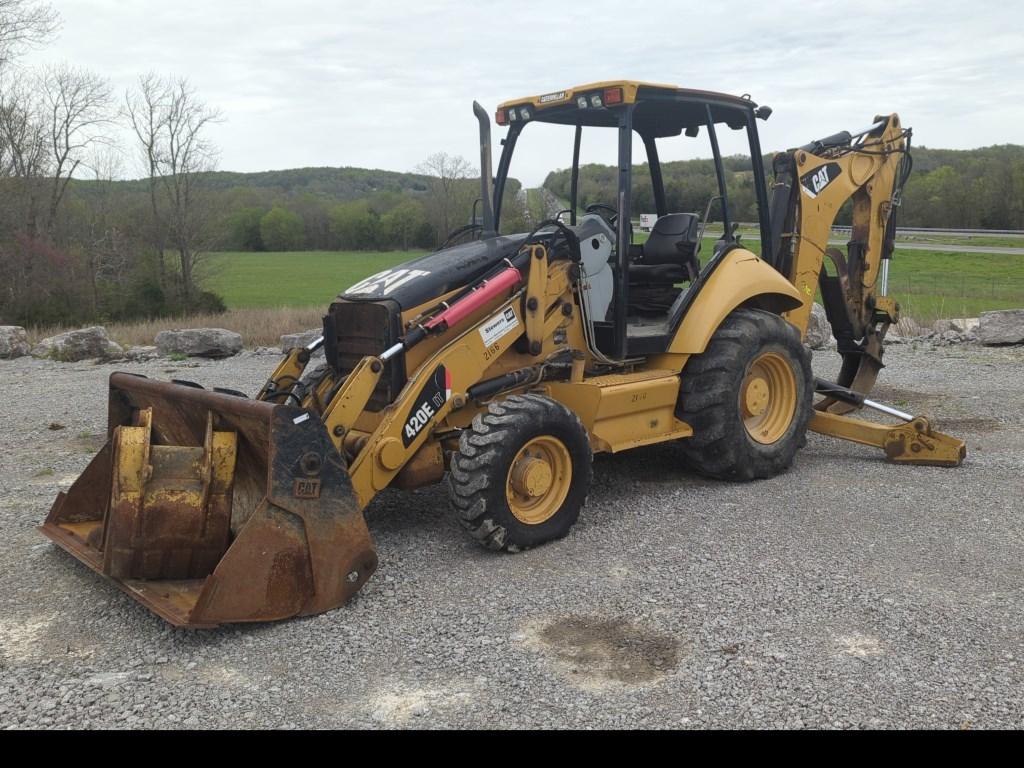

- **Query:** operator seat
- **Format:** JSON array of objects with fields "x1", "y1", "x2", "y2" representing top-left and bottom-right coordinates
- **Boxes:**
[{"x1": 629, "y1": 213, "x2": 701, "y2": 284}]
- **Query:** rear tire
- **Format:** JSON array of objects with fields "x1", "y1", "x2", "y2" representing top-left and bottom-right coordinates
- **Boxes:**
[
  {"x1": 677, "y1": 308, "x2": 812, "y2": 480},
  {"x1": 447, "y1": 394, "x2": 593, "y2": 552}
]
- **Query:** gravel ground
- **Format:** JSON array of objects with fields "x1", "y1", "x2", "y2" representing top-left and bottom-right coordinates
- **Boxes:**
[{"x1": 1, "y1": 342, "x2": 1022, "y2": 730}]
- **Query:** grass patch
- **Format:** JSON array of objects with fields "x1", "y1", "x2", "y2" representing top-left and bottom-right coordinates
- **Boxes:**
[
  {"x1": 883, "y1": 249, "x2": 1024, "y2": 322},
  {"x1": 28, "y1": 241, "x2": 1016, "y2": 349},
  {"x1": 202, "y1": 250, "x2": 419, "y2": 309},
  {"x1": 203, "y1": 244, "x2": 1023, "y2": 326},
  {"x1": 33, "y1": 467, "x2": 55, "y2": 477},
  {"x1": 693, "y1": 238, "x2": 1024, "y2": 323}
]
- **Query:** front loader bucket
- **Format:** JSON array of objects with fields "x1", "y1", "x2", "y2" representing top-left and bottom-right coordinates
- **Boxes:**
[{"x1": 40, "y1": 373, "x2": 377, "y2": 628}]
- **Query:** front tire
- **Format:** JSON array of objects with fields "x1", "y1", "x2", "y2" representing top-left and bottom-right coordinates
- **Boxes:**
[
  {"x1": 447, "y1": 394, "x2": 593, "y2": 552},
  {"x1": 677, "y1": 308, "x2": 812, "y2": 480}
]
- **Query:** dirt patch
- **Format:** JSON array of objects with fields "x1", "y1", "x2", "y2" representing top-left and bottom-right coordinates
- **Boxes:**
[
  {"x1": 531, "y1": 616, "x2": 680, "y2": 687},
  {"x1": 934, "y1": 417, "x2": 1002, "y2": 434},
  {"x1": 68, "y1": 432, "x2": 105, "y2": 454},
  {"x1": 869, "y1": 385, "x2": 940, "y2": 409}
]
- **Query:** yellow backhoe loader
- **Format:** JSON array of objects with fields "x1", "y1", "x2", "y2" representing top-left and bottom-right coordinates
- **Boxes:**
[{"x1": 41, "y1": 82, "x2": 966, "y2": 627}]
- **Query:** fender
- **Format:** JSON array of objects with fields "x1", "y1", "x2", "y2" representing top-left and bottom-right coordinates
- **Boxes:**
[{"x1": 667, "y1": 248, "x2": 803, "y2": 355}]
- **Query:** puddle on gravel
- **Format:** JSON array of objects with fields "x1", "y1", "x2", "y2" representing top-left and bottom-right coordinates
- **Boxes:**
[{"x1": 524, "y1": 616, "x2": 681, "y2": 688}]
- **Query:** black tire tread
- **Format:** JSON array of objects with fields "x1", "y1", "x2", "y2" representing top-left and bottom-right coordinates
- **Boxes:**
[
  {"x1": 447, "y1": 393, "x2": 592, "y2": 552},
  {"x1": 677, "y1": 308, "x2": 813, "y2": 481}
]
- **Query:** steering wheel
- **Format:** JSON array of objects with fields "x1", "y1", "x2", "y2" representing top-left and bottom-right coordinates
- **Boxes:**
[{"x1": 584, "y1": 203, "x2": 618, "y2": 228}]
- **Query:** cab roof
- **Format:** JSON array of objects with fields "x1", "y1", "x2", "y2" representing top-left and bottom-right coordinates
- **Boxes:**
[{"x1": 496, "y1": 80, "x2": 758, "y2": 138}]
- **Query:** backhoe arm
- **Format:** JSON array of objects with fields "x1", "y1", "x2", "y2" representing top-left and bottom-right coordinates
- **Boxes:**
[
  {"x1": 773, "y1": 114, "x2": 912, "y2": 404},
  {"x1": 809, "y1": 378, "x2": 965, "y2": 467}
]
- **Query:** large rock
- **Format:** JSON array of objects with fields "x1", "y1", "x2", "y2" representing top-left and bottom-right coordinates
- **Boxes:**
[
  {"x1": 124, "y1": 345, "x2": 160, "y2": 362},
  {"x1": 279, "y1": 328, "x2": 321, "y2": 353},
  {"x1": 0, "y1": 326, "x2": 30, "y2": 359},
  {"x1": 31, "y1": 326, "x2": 123, "y2": 362},
  {"x1": 804, "y1": 302, "x2": 833, "y2": 350},
  {"x1": 155, "y1": 328, "x2": 242, "y2": 358},
  {"x1": 978, "y1": 309, "x2": 1024, "y2": 346},
  {"x1": 933, "y1": 318, "x2": 964, "y2": 335},
  {"x1": 893, "y1": 316, "x2": 925, "y2": 339}
]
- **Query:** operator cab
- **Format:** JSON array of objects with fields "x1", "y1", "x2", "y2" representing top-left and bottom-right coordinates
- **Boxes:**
[{"x1": 488, "y1": 81, "x2": 774, "y2": 359}]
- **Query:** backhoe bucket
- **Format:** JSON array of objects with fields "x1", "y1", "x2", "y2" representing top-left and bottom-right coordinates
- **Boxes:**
[{"x1": 40, "y1": 373, "x2": 377, "y2": 628}]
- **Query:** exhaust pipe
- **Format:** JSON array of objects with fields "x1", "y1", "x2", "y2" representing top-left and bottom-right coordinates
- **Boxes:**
[{"x1": 473, "y1": 101, "x2": 497, "y2": 239}]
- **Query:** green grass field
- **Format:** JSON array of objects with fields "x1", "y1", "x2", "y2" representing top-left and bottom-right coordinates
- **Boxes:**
[
  {"x1": 202, "y1": 250, "x2": 419, "y2": 309},
  {"x1": 204, "y1": 244, "x2": 1024, "y2": 324},
  {"x1": 884, "y1": 249, "x2": 1024, "y2": 321}
]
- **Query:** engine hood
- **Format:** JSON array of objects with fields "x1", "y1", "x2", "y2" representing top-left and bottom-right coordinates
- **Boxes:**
[{"x1": 339, "y1": 234, "x2": 527, "y2": 311}]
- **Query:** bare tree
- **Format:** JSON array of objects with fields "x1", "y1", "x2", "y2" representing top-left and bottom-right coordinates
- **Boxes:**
[
  {"x1": 40, "y1": 63, "x2": 113, "y2": 232},
  {"x1": 416, "y1": 152, "x2": 474, "y2": 245},
  {"x1": 0, "y1": 0, "x2": 57, "y2": 69},
  {"x1": 81, "y1": 146, "x2": 128, "y2": 312},
  {"x1": 160, "y1": 78, "x2": 221, "y2": 301},
  {"x1": 124, "y1": 72, "x2": 169, "y2": 280},
  {"x1": 124, "y1": 74, "x2": 221, "y2": 302},
  {"x1": 0, "y1": 71, "x2": 47, "y2": 231}
]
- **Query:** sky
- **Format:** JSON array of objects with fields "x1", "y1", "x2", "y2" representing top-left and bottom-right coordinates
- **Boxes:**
[{"x1": 27, "y1": 0, "x2": 1024, "y2": 187}]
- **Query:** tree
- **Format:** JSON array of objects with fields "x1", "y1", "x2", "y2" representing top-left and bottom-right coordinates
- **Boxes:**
[
  {"x1": 380, "y1": 198, "x2": 425, "y2": 250},
  {"x1": 0, "y1": 0, "x2": 57, "y2": 69},
  {"x1": 416, "y1": 151, "x2": 474, "y2": 246},
  {"x1": 259, "y1": 206, "x2": 303, "y2": 251},
  {"x1": 40, "y1": 64, "x2": 113, "y2": 232},
  {"x1": 80, "y1": 147, "x2": 129, "y2": 314},
  {"x1": 124, "y1": 72, "x2": 169, "y2": 280},
  {"x1": 0, "y1": 72, "x2": 47, "y2": 232},
  {"x1": 329, "y1": 200, "x2": 378, "y2": 250},
  {"x1": 228, "y1": 206, "x2": 265, "y2": 250},
  {"x1": 124, "y1": 74, "x2": 221, "y2": 303}
]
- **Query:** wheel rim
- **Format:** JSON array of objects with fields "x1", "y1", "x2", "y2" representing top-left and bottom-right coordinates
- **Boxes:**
[
  {"x1": 740, "y1": 352, "x2": 798, "y2": 445},
  {"x1": 506, "y1": 436, "x2": 572, "y2": 525}
]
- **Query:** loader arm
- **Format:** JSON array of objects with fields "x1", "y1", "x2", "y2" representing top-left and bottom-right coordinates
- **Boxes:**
[{"x1": 326, "y1": 245, "x2": 576, "y2": 509}]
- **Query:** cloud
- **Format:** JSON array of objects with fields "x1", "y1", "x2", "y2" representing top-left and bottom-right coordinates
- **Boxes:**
[{"x1": 30, "y1": 0, "x2": 1024, "y2": 185}]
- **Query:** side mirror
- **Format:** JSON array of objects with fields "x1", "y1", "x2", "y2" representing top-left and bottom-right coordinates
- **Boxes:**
[{"x1": 755, "y1": 105, "x2": 773, "y2": 121}]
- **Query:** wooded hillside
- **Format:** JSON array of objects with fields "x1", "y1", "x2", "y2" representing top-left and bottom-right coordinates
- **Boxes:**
[{"x1": 544, "y1": 145, "x2": 1024, "y2": 230}]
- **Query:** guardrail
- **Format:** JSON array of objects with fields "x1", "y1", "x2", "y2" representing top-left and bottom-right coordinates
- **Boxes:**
[
  {"x1": 632, "y1": 221, "x2": 1024, "y2": 238},
  {"x1": 829, "y1": 225, "x2": 1024, "y2": 238}
]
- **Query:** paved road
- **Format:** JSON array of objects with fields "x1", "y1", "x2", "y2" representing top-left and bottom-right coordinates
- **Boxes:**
[{"x1": 833, "y1": 241, "x2": 1024, "y2": 256}]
